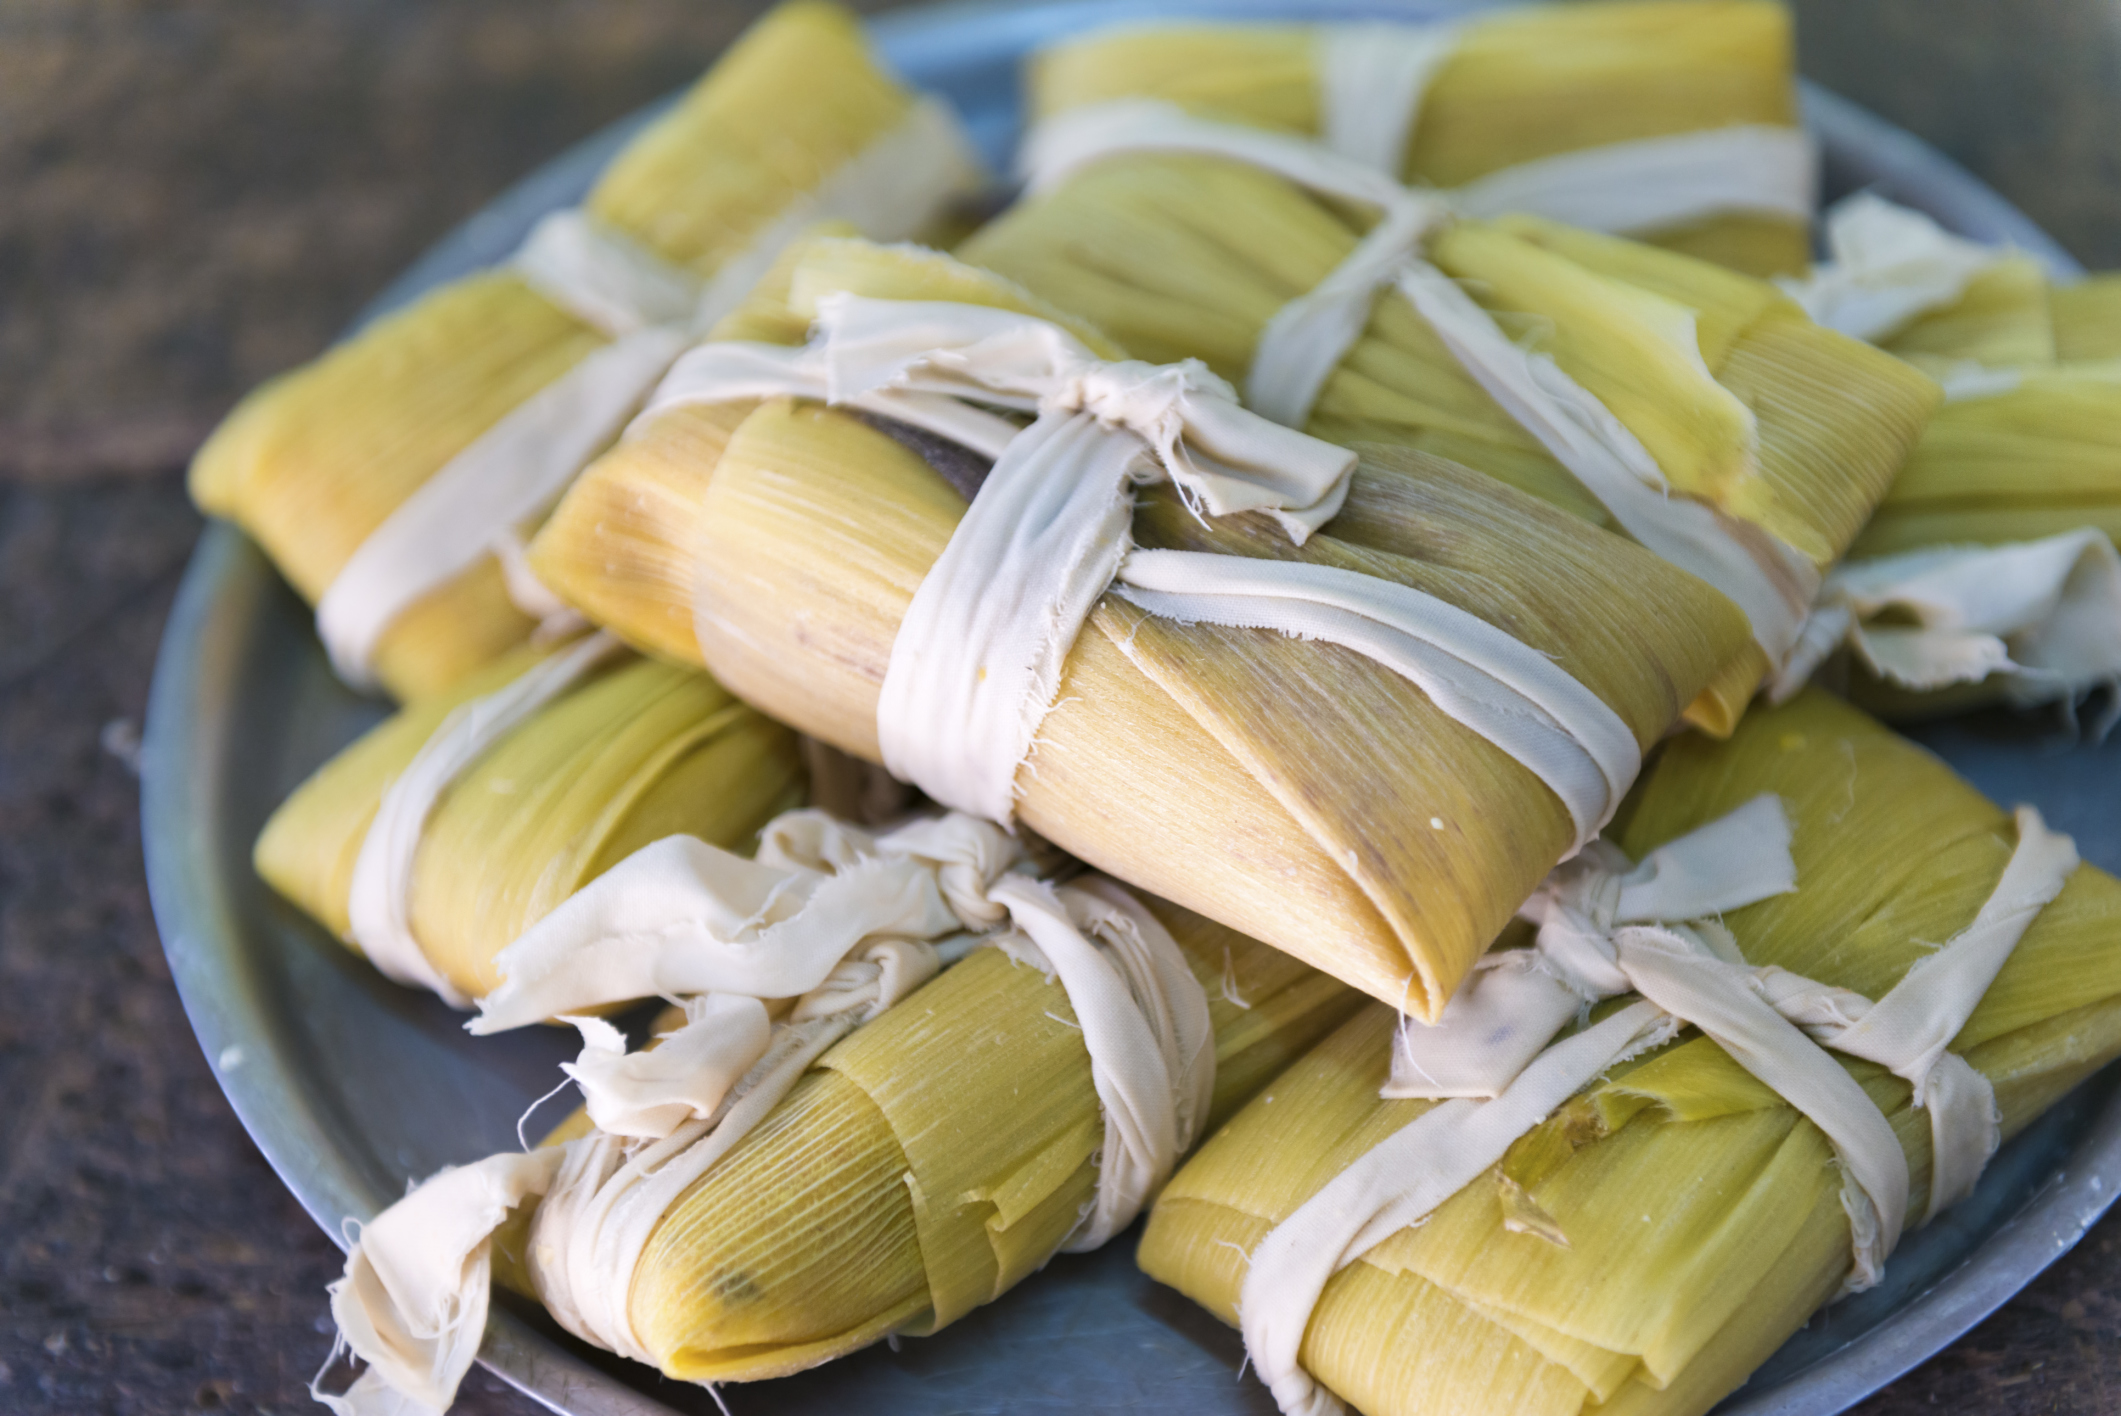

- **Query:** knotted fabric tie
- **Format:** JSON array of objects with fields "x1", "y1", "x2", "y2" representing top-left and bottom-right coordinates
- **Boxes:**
[
  {"x1": 647, "y1": 293, "x2": 1640, "y2": 848},
  {"x1": 346, "y1": 629, "x2": 626, "y2": 1007},
  {"x1": 1019, "y1": 99, "x2": 1820, "y2": 668},
  {"x1": 1236, "y1": 799, "x2": 2077, "y2": 1416},
  {"x1": 314, "y1": 96, "x2": 982, "y2": 692},
  {"x1": 1771, "y1": 528, "x2": 2121, "y2": 723},
  {"x1": 318, "y1": 809, "x2": 1214, "y2": 1411}
]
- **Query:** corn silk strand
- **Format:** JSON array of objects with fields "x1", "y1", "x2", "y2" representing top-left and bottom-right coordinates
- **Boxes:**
[
  {"x1": 314, "y1": 809, "x2": 1212, "y2": 1413},
  {"x1": 1236, "y1": 796, "x2": 2077, "y2": 1416},
  {"x1": 313, "y1": 97, "x2": 983, "y2": 690}
]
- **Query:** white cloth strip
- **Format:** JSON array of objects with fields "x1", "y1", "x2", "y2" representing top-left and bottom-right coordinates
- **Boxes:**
[
  {"x1": 1317, "y1": 23, "x2": 1461, "y2": 177},
  {"x1": 991, "y1": 874, "x2": 1215, "y2": 1249},
  {"x1": 1020, "y1": 101, "x2": 1822, "y2": 664},
  {"x1": 1237, "y1": 804, "x2": 2076, "y2": 1416},
  {"x1": 1449, "y1": 125, "x2": 1816, "y2": 232},
  {"x1": 1778, "y1": 192, "x2": 2013, "y2": 344},
  {"x1": 1114, "y1": 548, "x2": 1639, "y2": 849},
  {"x1": 313, "y1": 95, "x2": 984, "y2": 692},
  {"x1": 1770, "y1": 530, "x2": 2121, "y2": 710},
  {"x1": 346, "y1": 630, "x2": 623, "y2": 1008},
  {"x1": 313, "y1": 1148, "x2": 565, "y2": 1416}
]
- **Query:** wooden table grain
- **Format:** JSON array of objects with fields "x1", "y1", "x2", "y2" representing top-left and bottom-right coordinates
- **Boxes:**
[{"x1": 0, "y1": 2, "x2": 2115, "y2": 1412}]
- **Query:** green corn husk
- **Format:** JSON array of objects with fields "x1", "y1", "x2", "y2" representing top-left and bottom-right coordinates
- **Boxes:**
[
  {"x1": 1029, "y1": 0, "x2": 1806, "y2": 278},
  {"x1": 959, "y1": 176, "x2": 1938, "y2": 733},
  {"x1": 530, "y1": 238, "x2": 1753, "y2": 1017},
  {"x1": 188, "y1": 2, "x2": 953, "y2": 701},
  {"x1": 497, "y1": 895, "x2": 1360, "y2": 1381},
  {"x1": 2053, "y1": 273, "x2": 2121, "y2": 360},
  {"x1": 1139, "y1": 687, "x2": 2121, "y2": 1416},
  {"x1": 1872, "y1": 254, "x2": 2058, "y2": 372},
  {"x1": 256, "y1": 648, "x2": 803, "y2": 1002}
]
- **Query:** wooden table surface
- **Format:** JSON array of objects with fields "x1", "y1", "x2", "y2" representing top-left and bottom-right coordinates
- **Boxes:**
[{"x1": 2, "y1": 1, "x2": 2117, "y2": 1412}]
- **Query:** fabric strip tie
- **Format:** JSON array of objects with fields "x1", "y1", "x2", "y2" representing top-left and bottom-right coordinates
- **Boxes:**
[
  {"x1": 1778, "y1": 193, "x2": 2014, "y2": 345},
  {"x1": 346, "y1": 630, "x2": 625, "y2": 1007},
  {"x1": 314, "y1": 95, "x2": 983, "y2": 692},
  {"x1": 1235, "y1": 800, "x2": 2077, "y2": 1416}
]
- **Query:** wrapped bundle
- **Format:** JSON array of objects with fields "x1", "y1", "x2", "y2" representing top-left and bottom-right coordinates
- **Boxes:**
[
  {"x1": 1772, "y1": 196, "x2": 2121, "y2": 718},
  {"x1": 2052, "y1": 273, "x2": 2121, "y2": 359},
  {"x1": 962, "y1": 134, "x2": 1936, "y2": 729},
  {"x1": 1138, "y1": 687, "x2": 2121, "y2": 1416},
  {"x1": 190, "y1": 1, "x2": 983, "y2": 700},
  {"x1": 312, "y1": 810, "x2": 1357, "y2": 1411},
  {"x1": 258, "y1": 634, "x2": 803, "y2": 1005},
  {"x1": 1027, "y1": 0, "x2": 1810, "y2": 277},
  {"x1": 530, "y1": 237, "x2": 1757, "y2": 1014}
]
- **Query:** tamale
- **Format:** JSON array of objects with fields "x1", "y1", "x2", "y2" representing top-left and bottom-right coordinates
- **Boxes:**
[
  {"x1": 531, "y1": 238, "x2": 1754, "y2": 1017},
  {"x1": 960, "y1": 165, "x2": 1936, "y2": 730},
  {"x1": 1140, "y1": 688, "x2": 2121, "y2": 1416},
  {"x1": 319, "y1": 810, "x2": 1356, "y2": 1410},
  {"x1": 189, "y1": 2, "x2": 980, "y2": 700},
  {"x1": 2053, "y1": 273, "x2": 2121, "y2": 360},
  {"x1": 257, "y1": 646, "x2": 803, "y2": 1003},
  {"x1": 1028, "y1": 0, "x2": 1808, "y2": 277}
]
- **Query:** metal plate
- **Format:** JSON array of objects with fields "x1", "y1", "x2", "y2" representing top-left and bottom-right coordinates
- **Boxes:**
[{"x1": 141, "y1": 4, "x2": 2116, "y2": 1413}]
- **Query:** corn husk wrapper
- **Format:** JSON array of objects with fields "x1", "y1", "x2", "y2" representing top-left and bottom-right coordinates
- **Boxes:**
[
  {"x1": 531, "y1": 238, "x2": 1752, "y2": 1017},
  {"x1": 1029, "y1": 0, "x2": 1805, "y2": 278},
  {"x1": 959, "y1": 175, "x2": 1938, "y2": 732},
  {"x1": 1870, "y1": 254, "x2": 2058, "y2": 372},
  {"x1": 1139, "y1": 688, "x2": 2121, "y2": 1416},
  {"x1": 256, "y1": 647, "x2": 803, "y2": 1002},
  {"x1": 495, "y1": 895, "x2": 1360, "y2": 1382},
  {"x1": 188, "y1": 2, "x2": 949, "y2": 700},
  {"x1": 2053, "y1": 273, "x2": 2121, "y2": 361}
]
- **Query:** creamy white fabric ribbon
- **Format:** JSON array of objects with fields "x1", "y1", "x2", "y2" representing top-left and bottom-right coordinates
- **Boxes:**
[
  {"x1": 1777, "y1": 192, "x2": 2013, "y2": 345},
  {"x1": 1771, "y1": 529, "x2": 2121, "y2": 712},
  {"x1": 314, "y1": 95, "x2": 983, "y2": 692},
  {"x1": 319, "y1": 808, "x2": 1214, "y2": 1410},
  {"x1": 652, "y1": 291, "x2": 1640, "y2": 846},
  {"x1": 1236, "y1": 800, "x2": 2078, "y2": 1416},
  {"x1": 346, "y1": 629, "x2": 626, "y2": 1007},
  {"x1": 1316, "y1": 22, "x2": 1462, "y2": 177},
  {"x1": 1019, "y1": 99, "x2": 1820, "y2": 667}
]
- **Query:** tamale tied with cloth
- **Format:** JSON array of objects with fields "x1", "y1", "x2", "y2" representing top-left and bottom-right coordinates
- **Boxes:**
[
  {"x1": 529, "y1": 237, "x2": 1757, "y2": 1017},
  {"x1": 1028, "y1": 0, "x2": 1812, "y2": 277},
  {"x1": 308, "y1": 808, "x2": 1357, "y2": 1411},
  {"x1": 1772, "y1": 195, "x2": 2121, "y2": 722},
  {"x1": 1139, "y1": 689, "x2": 2121, "y2": 1416},
  {"x1": 961, "y1": 133, "x2": 1936, "y2": 731},
  {"x1": 256, "y1": 636, "x2": 803, "y2": 1007},
  {"x1": 189, "y1": 0, "x2": 985, "y2": 700}
]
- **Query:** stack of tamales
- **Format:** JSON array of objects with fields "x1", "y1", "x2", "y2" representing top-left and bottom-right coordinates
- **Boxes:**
[
  {"x1": 1028, "y1": 0, "x2": 1810, "y2": 277},
  {"x1": 1141, "y1": 689, "x2": 2121, "y2": 1416},
  {"x1": 174, "y1": 5, "x2": 2121, "y2": 1414},
  {"x1": 189, "y1": 1, "x2": 980, "y2": 700}
]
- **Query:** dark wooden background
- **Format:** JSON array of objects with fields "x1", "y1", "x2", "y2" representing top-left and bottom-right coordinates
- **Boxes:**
[{"x1": 2, "y1": 1, "x2": 2118, "y2": 1412}]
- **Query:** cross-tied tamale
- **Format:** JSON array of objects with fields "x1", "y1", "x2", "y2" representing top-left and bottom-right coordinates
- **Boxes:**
[
  {"x1": 961, "y1": 170, "x2": 1937, "y2": 733},
  {"x1": 490, "y1": 894, "x2": 1360, "y2": 1383},
  {"x1": 1029, "y1": 0, "x2": 1807, "y2": 278},
  {"x1": 529, "y1": 237, "x2": 1753, "y2": 1017},
  {"x1": 257, "y1": 647, "x2": 802, "y2": 1004},
  {"x1": 1141, "y1": 688, "x2": 2121, "y2": 1416},
  {"x1": 189, "y1": 1, "x2": 976, "y2": 700}
]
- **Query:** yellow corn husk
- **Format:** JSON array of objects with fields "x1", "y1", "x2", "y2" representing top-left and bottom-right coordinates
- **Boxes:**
[
  {"x1": 531, "y1": 237, "x2": 1752, "y2": 1016},
  {"x1": 1028, "y1": 0, "x2": 1806, "y2": 278},
  {"x1": 1849, "y1": 364, "x2": 2121, "y2": 560},
  {"x1": 188, "y1": 2, "x2": 946, "y2": 701},
  {"x1": 255, "y1": 649, "x2": 803, "y2": 1002},
  {"x1": 1140, "y1": 688, "x2": 2121, "y2": 1416},
  {"x1": 960, "y1": 174, "x2": 1938, "y2": 732},
  {"x1": 2052, "y1": 273, "x2": 2121, "y2": 361},
  {"x1": 561, "y1": 895, "x2": 1358, "y2": 1381},
  {"x1": 1875, "y1": 255, "x2": 2057, "y2": 371}
]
